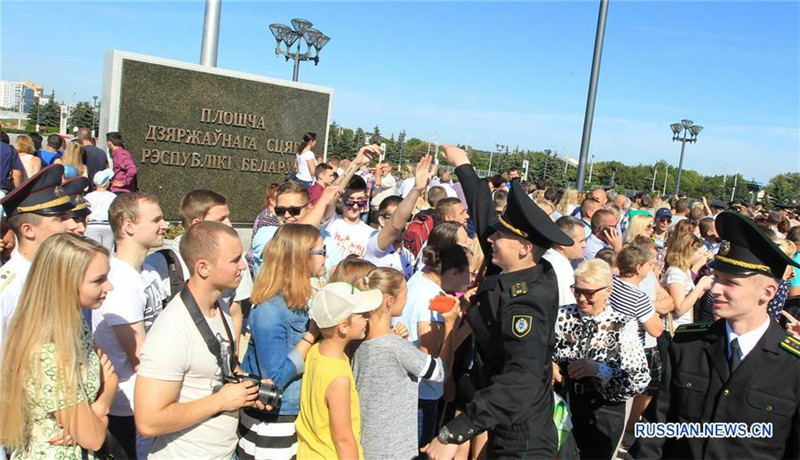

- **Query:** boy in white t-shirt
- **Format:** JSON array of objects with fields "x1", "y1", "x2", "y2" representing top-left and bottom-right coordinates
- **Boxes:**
[{"x1": 325, "y1": 175, "x2": 377, "y2": 258}]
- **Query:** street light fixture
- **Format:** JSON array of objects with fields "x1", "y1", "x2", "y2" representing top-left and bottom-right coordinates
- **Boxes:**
[
  {"x1": 670, "y1": 118, "x2": 702, "y2": 195},
  {"x1": 91, "y1": 96, "x2": 98, "y2": 138},
  {"x1": 269, "y1": 18, "x2": 330, "y2": 82}
]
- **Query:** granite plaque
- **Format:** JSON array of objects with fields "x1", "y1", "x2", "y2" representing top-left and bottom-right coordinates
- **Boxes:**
[{"x1": 99, "y1": 50, "x2": 332, "y2": 222}]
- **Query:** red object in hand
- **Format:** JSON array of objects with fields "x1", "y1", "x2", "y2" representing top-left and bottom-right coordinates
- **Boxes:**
[{"x1": 428, "y1": 295, "x2": 456, "y2": 313}]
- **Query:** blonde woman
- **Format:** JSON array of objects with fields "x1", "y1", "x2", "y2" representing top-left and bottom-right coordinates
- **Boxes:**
[
  {"x1": 556, "y1": 187, "x2": 580, "y2": 216},
  {"x1": 238, "y1": 223, "x2": 326, "y2": 459},
  {"x1": 14, "y1": 134, "x2": 42, "y2": 180},
  {"x1": 664, "y1": 233, "x2": 713, "y2": 328},
  {"x1": 63, "y1": 140, "x2": 88, "y2": 178},
  {"x1": 625, "y1": 214, "x2": 655, "y2": 244},
  {"x1": 0, "y1": 233, "x2": 116, "y2": 458}
]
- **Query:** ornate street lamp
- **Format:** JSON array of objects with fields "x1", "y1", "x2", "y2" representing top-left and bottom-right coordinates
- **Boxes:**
[
  {"x1": 269, "y1": 19, "x2": 330, "y2": 82},
  {"x1": 670, "y1": 119, "x2": 703, "y2": 195}
]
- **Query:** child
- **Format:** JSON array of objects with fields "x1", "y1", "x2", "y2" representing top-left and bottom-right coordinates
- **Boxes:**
[
  {"x1": 352, "y1": 267, "x2": 463, "y2": 460},
  {"x1": 296, "y1": 282, "x2": 383, "y2": 459},
  {"x1": 84, "y1": 169, "x2": 117, "y2": 251}
]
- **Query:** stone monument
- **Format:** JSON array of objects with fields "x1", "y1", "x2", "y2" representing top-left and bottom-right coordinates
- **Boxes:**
[{"x1": 99, "y1": 50, "x2": 332, "y2": 222}]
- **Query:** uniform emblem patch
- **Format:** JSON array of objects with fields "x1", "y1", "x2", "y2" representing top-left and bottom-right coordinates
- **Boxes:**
[
  {"x1": 512, "y1": 315, "x2": 532, "y2": 338},
  {"x1": 718, "y1": 240, "x2": 731, "y2": 256},
  {"x1": 510, "y1": 282, "x2": 528, "y2": 298}
]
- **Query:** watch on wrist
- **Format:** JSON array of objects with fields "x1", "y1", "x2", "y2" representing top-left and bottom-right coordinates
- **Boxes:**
[{"x1": 437, "y1": 426, "x2": 453, "y2": 444}]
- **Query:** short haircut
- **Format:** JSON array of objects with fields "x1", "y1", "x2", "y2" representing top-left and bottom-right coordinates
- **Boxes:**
[
  {"x1": 327, "y1": 154, "x2": 341, "y2": 168},
  {"x1": 580, "y1": 198, "x2": 600, "y2": 218},
  {"x1": 698, "y1": 217, "x2": 716, "y2": 240},
  {"x1": 689, "y1": 206, "x2": 705, "y2": 222},
  {"x1": 46, "y1": 134, "x2": 62, "y2": 150},
  {"x1": 179, "y1": 220, "x2": 238, "y2": 276},
  {"x1": 630, "y1": 234, "x2": 657, "y2": 252},
  {"x1": 109, "y1": 192, "x2": 159, "y2": 239},
  {"x1": 427, "y1": 186, "x2": 447, "y2": 208},
  {"x1": 535, "y1": 179, "x2": 547, "y2": 191},
  {"x1": 595, "y1": 248, "x2": 616, "y2": 268},
  {"x1": 555, "y1": 216, "x2": 581, "y2": 236},
  {"x1": 493, "y1": 190, "x2": 508, "y2": 210},
  {"x1": 490, "y1": 175, "x2": 504, "y2": 189},
  {"x1": 590, "y1": 209, "x2": 615, "y2": 231},
  {"x1": 617, "y1": 244, "x2": 653, "y2": 277},
  {"x1": 76, "y1": 128, "x2": 92, "y2": 142},
  {"x1": 574, "y1": 258, "x2": 613, "y2": 286},
  {"x1": 28, "y1": 132, "x2": 42, "y2": 150},
  {"x1": 180, "y1": 189, "x2": 227, "y2": 227},
  {"x1": 7, "y1": 213, "x2": 43, "y2": 239},
  {"x1": 436, "y1": 197, "x2": 462, "y2": 219},
  {"x1": 674, "y1": 198, "x2": 689, "y2": 213},
  {"x1": 276, "y1": 181, "x2": 309, "y2": 203},
  {"x1": 314, "y1": 163, "x2": 333, "y2": 179},
  {"x1": 544, "y1": 189, "x2": 558, "y2": 205},
  {"x1": 106, "y1": 132, "x2": 124, "y2": 148},
  {"x1": 377, "y1": 195, "x2": 402, "y2": 219}
]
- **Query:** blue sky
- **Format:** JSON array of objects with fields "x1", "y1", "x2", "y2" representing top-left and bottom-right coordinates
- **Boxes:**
[{"x1": 2, "y1": 1, "x2": 798, "y2": 183}]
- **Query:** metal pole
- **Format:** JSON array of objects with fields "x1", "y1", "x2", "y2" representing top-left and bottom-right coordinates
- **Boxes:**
[
  {"x1": 662, "y1": 166, "x2": 668, "y2": 196},
  {"x1": 588, "y1": 154, "x2": 595, "y2": 184},
  {"x1": 575, "y1": 0, "x2": 609, "y2": 192},
  {"x1": 200, "y1": 0, "x2": 222, "y2": 66},
  {"x1": 292, "y1": 40, "x2": 302, "y2": 82},
  {"x1": 488, "y1": 151, "x2": 494, "y2": 177},
  {"x1": 675, "y1": 138, "x2": 687, "y2": 195},
  {"x1": 730, "y1": 174, "x2": 738, "y2": 202},
  {"x1": 91, "y1": 96, "x2": 98, "y2": 138},
  {"x1": 651, "y1": 166, "x2": 657, "y2": 190}
]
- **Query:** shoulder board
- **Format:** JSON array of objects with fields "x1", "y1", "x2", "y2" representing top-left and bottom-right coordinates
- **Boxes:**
[
  {"x1": 674, "y1": 322, "x2": 713, "y2": 334},
  {"x1": 0, "y1": 269, "x2": 15, "y2": 291},
  {"x1": 779, "y1": 336, "x2": 800, "y2": 358},
  {"x1": 509, "y1": 282, "x2": 528, "y2": 298}
]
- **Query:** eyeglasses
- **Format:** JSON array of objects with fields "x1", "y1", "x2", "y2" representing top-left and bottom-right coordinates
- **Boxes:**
[
  {"x1": 571, "y1": 284, "x2": 609, "y2": 299},
  {"x1": 345, "y1": 200, "x2": 368, "y2": 209},
  {"x1": 275, "y1": 204, "x2": 308, "y2": 217},
  {"x1": 658, "y1": 218, "x2": 672, "y2": 223},
  {"x1": 309, "y1": 246, "x2": 327, "y2": 257}
]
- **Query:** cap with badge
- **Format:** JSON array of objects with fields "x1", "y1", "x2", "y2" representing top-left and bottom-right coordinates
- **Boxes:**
[
  {"x1": 0, "y1": 165, "x2": 74, "y2": 217},
  {"x1": 62, "y1": 176, "x2": 91, "y2": 219},
  {"x1": 709, "y1": 199, "x2": 727, "y2": 210},
  {"x1": 490, "y1": 179, "x2": 574, "y2": 247},
  {"x1": 309, "y1": 282, "x2": 383, "y2": 328},
  {"x1": 708, "y1": 211, "x2": 800, "y2": 279}
]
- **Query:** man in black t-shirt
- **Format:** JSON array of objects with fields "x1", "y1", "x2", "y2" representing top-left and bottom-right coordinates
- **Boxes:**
[{"x1": 77, "y1": 128, "x2": 109, "y2": 190}]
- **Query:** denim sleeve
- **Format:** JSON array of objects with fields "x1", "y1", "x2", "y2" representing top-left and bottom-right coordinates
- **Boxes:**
[{"x1": 250, "y1": 305, "x2": 304, "y2": 387}]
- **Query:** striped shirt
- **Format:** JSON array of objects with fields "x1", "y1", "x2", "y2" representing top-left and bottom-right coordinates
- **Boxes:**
[{"x1": 609, "y1": 276, "x2": 655, "y2": 347}]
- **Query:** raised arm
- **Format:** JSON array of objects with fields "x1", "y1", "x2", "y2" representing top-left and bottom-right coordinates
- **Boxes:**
[{"x1": 375, "y1": 154, "x2": 434, "y2": 251}]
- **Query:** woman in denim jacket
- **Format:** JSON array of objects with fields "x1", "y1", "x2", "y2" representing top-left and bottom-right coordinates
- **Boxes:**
[{"x1": 237, "y1": 224, "x2": 327, "y2": 460}]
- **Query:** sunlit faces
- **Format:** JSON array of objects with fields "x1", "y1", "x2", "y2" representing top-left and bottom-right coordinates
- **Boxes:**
[
  {"x1": 209, "y1": 232, "x2": 246, "y2": 291},
  {"x1": 36, "y1": 213, "x2": 73, "y2": 240},
  {"x1": 566, "y1": 225, "x2": 588, "y2": 260},
  {"x1": 318, "y1": 168, "x2": 336, "y2": 187},
  {"x1": 450, "y1": 203, "x2": 469, "y2": 227},
  {"x1": 203, "y1": 204, "x2": 232, "y2": 227},
  {"x1": 78, "y1": 252, "x2": 113, "y2": 310},
  {"x1": 346, "y1": 312, "x2": 370, "y2": 340},
  {"x1": 386, "y1": 283, "x2": 408, "y2": 317},
  {"x1": 133, "y1": 200, "x2": 169, "y2": 249},
  {"x1": 342, "y1": 190, "x2": 368, "y2": 222},
  {"x1": 275, "y1": 192, "x2": 310, "y2": 225},
  {"x1": 656, "y1": 217, "x2": 671, "y2": 233},
  {"x1": 488, "y1": 229, "x2": 530, "y2": 269},
  {"x1": 710, "y1": 270, "x2": 777, "y2": 321},
  {"x1": 572, "y1": 278, "x2": 611, "y2": 317},
  {"x1": 308, "y1": 237, "x2": 327, "y2": 277}
]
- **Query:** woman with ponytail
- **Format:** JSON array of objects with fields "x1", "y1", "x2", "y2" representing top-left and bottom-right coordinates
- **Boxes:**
[{"x1": 294, "y1": 132, "x2": 318, "y2": 189}]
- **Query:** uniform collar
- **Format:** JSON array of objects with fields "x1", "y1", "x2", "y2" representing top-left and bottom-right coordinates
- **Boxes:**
[
  {"x1": 725, "y1": 316, "x2": 771, "y2": 360},
  {"x1": 497, "y1": 262, "x2": 544, "y2": 291}
]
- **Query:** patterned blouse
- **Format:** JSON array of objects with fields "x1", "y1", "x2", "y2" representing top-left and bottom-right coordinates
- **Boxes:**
[
  {"x1": 13, "y1": 322, "x2": 101, "y2": 460},
  {"x1": 554, "y1": 304, "x2": 650, "y2": 403}
]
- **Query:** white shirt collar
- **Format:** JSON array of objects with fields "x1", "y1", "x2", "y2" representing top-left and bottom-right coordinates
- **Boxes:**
[{"x1": 725, "y1": 317, "x2": 771, "y2": 360}]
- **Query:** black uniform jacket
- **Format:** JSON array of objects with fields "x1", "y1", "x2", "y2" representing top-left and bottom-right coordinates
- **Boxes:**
[
  {"x1": 444, "y1": 164, "x2": 558, "y2": 449},
  {"x1": 629, "y1": 319, "x2": 800, "y2": 459}
]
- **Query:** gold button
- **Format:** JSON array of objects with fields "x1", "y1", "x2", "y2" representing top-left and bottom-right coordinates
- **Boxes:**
[
  {"x1": 766, "y1": 405, "x2": 773, "y2": 412},
  {"x1": 457, "y1": 435, "x2": 463, "y2": 442},
  {"x1": 686, "y1": 382, "x2": 693, "y2": 388},
  {"x1": 723, "y1": 389, "x2": 730, "y2": 396}
]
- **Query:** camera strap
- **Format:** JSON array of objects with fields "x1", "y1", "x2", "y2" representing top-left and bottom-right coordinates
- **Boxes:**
[{"x1": 180, "y1": 286, "x2": 236, "y2": 374}]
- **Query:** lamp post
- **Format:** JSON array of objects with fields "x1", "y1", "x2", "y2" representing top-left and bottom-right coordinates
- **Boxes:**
[
  {"x1": 91, "y1": 96, "x2": 98, "y2": 138},
  {"x1": 670, "y1": 119, "x2": 703, "y2": 196},
  {"x1": 269, "y1": 19, "x2": 330, "y2": 82}
]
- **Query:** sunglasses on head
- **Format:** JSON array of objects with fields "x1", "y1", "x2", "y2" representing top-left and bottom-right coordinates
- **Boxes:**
[{"x1": 275, "y1": 204, "x2": 308, "y2": 217}]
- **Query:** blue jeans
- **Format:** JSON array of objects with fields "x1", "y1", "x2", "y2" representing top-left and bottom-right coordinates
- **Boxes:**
[
  {"x1": 293, "y1": 177, "x2": 313, "y2": 189},
  {"x1": 417, "y1": 399, "x2": 439, "y2": 449}
]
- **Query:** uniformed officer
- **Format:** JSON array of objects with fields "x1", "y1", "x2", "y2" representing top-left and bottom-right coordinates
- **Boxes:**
[
  {"x1": 62, "y1": 176, "x2": 92, "y2": 235},
  {"x1": 629, "y1": 211, "x2": 800, "y2": 459},
  {"x1": 423, "y1": 145, "x2": 573, "y2": 459},
  {"x1": 0, "y1": 164, "x2": 76, "y2": 349}
]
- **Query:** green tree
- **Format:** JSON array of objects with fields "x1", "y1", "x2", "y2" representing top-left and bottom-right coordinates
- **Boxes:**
[
  {"x1": 26, "y1": 98, "x2": 60, "y2": 128},
  {"x1": 353, "y1": 128, "x2": 366, "y2": 152},
  {"x1": 764, "y1": 173, "x2": 800, "y2": 206},
  {"x1": 67, "y1": 101, "x2": 98, "y2": 133},
  {"x1": 369, "y1": 125, "x2": 383, "y2": 145}
]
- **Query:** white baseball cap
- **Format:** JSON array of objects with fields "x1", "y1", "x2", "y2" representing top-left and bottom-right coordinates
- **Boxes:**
[
  {"x1": 310, "y1": 282, "x2": 383, "y2": 328},
  {"x1": 93, "y1": 169, "x2": 114, "y2": 187}
]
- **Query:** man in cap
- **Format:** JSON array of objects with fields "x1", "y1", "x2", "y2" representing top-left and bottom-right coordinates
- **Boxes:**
[
  {"x1": 0, "y1": 164, "x2": 78, "y2": 348},
  {"x1": 423, "y1": 145, "x2": 573, "y2": 458},
  {"x1": 629, "y1": 211, "x2": 800, "y2": 459}
]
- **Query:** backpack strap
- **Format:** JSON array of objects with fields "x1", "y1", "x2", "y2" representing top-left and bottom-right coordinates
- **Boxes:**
[{"x1": 158, "y1": 248, "x2": 186, "y2": 302}]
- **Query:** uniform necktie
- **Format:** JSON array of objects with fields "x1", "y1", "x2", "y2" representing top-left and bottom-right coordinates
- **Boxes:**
[{"x1": 728, "y1": 338, "x2": 742, "y2": 373}]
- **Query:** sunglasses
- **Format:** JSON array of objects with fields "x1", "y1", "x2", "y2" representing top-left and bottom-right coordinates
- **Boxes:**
[
  {"x1": 571, "y1": 284, "x2": 609, "y2": 299},
  {"x1": 345, "y1": 200, "x2": 368, "y2": 209},
  {"x1": 658, "y1": 218, "x2": 672, "y2": 223},
  {"x1": 275, "y1": 204, "x2": 308, "y2": 217},
  {"x1": 309, "y1": 246, "x2": 327, "y2": 257}
]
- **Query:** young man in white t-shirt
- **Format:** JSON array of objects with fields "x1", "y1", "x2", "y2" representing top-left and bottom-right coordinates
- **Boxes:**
[
  {"x1": 91, "y1": 192, "x2": 169, "y2": 459},
  {"x1": 326, "y1": 175, "x2": 377, "y2": 258},
  {"x1": 364, "y1": 154, "x2": 435, "y2": 279},
  {"x1": 135, "y1": 221, "x2": 269, "y2": 458}
]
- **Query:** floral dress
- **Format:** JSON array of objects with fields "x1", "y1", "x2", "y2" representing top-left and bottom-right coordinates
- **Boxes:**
[{"x1": 12, "y1": 323, "x2": 101, "y2": 460}]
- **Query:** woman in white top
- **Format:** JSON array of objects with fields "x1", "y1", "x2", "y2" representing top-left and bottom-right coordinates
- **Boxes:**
[
  {"x1": 664, "y1": 233, "x2": 713, "y2": 329},
  {"x1": 14, "y1": 134, "x2": 42, "y2": 181},
  {"x1": 294, "y1": 132, "x2": 317, "y2": 189}
]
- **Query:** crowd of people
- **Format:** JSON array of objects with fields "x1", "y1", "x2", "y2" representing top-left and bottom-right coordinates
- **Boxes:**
[{"x1": 0, "y1": 126, "x2": 798, "y2": 460}]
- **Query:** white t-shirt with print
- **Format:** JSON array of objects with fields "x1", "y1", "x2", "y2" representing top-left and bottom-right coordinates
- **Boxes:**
[
  {"x1": 91, "y1": 257, "x2": 166, "y2": 416},
  {"x1": 138, "y1": 294, "x2": 238, "y2": 459},
  {"x1": 325, "y1": 216, "x2": 376, "y2": 258}
]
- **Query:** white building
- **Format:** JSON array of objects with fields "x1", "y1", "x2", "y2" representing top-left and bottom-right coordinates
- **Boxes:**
[{"x1": 0, "y1": 80, "x2": 39, "y2": 112}]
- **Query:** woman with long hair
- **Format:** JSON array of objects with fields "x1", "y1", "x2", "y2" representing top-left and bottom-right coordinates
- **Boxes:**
[
  {"x1": 556, "y1": 187, "x2": 580, "y2": 216},
  {"x1": 237, "y1": 223, "x2": 327, "y2": 459},
  {"x1": 14, "y1": 134, "x2": 42, "y2": 180},
  {"x1": 624, "y1": 214, "x2": 655, "y2": 244},
  {"x1": 0, "y1": 233, "x2": 116, "y2": 458},
  {"x1": 664, "y1": 233, "x2": 713, "y2": 329},
  {"x1": 294, "y1": 132, "x2": 318, "y2": 189},
  {"x1": 63, "y1": 140, "x2": 88, "y2": 179}
]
